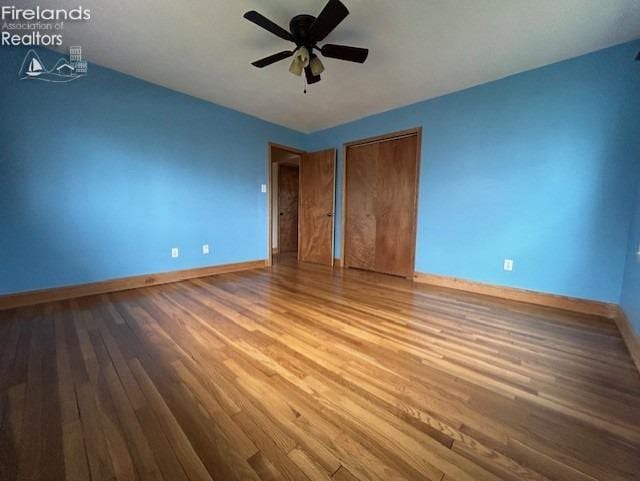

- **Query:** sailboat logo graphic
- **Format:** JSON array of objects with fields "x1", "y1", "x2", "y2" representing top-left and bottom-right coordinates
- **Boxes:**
[
  {"x1": 25, "y1": 56, "x2": 45, "y2": 76},
  {"x1": 18, "y1": 47, "x2": 88, "y2": 83}
]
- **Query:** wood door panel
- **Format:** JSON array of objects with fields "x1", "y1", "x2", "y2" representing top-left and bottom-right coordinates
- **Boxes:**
[
  {"x1": 278, "y1": 165, "x2": 299, "y2": 253},
  {"x1": 299, "y1": 150, "x2": 336, "y2": 266},
  {"x1": 344, "y1": 143, "x2": 378, "y2": 271},
  {"x1": 344, "y1": 132, "x2": 419, "y2": 278},
  {"x1": 374, "y1": 136, "x2": 419, "y2": 277}
]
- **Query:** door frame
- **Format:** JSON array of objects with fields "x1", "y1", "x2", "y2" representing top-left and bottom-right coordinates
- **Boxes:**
[
  {"x1": 341, "y1": 127, "x2": 422, "y2": 278},
  {"x1": 267, "y1": 142, "x2": 305, "y2": 267}
]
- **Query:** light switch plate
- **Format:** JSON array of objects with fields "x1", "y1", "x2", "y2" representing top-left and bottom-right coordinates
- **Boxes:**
[
  {"x1": 171, "y1": 247, "x2": 179, "y2": 258},
  {"x1": 202, "y1": 244, "x2": 210, "y2": 255},
  {"x1": 503, "y1": 259, "x2": 514, "y2": 271},
  {"x1": 261, "y1": 184, "x2": 267, "y2": 193}
]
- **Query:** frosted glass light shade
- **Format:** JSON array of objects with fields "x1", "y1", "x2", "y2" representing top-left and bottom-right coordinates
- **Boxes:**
[
  {"x1": 289, "y1": 47, "x2": 311, "y2": 76},
  {"x1": 309, "y1": 56, "x2": 324, "y2": 76}
]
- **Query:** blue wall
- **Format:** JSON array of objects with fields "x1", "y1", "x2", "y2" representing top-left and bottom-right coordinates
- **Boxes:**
[
  {"x1": 2, "y1": 42, "x2": 639, "y2": 303},
  {"x1": 307, "y1": 40, "x2": 640, "y2": 303},
  {"x1": 621, "y1": 180, "x2": 640, "y2": 334},
  {"x1": 0, "y1": 46, "x2": 305, "y2": 294}
]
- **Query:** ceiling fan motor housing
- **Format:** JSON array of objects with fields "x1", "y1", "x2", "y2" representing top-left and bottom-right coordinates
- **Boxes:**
[{"x1": 290, "y1": 14, "x2": 317, "y2": 48}]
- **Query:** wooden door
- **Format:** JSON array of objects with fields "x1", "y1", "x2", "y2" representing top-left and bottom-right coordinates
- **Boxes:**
[
  {"x1": 344, "y1": 133, "x2": 419, "y2": 278},
  {"x1": 344, "y1": 142, "x2": 378, "y2": 271},
  {"x1": 374, "y1": 136, "x2": 419, "y2": 276},
  {"x1": 277, "y1": 165, "x2": 299, "y2": 253},
  {"x1": 299, "y1": 149, "x2": 336, "y2": 266}
]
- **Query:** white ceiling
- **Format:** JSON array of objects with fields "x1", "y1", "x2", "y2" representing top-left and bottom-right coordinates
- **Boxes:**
[{"x1": 20, "y1": 0, "x2": 640, "y2": 132}]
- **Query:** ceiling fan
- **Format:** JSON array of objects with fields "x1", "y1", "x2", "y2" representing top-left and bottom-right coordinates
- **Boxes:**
[{"x1": 243, "y1": 0, "x2": 369, "y2": 86}]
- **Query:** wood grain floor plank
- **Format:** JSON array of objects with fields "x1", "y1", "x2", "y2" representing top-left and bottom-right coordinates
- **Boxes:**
[{"x1": 129, "y1": 358, "x2": 215, "y2": 481}]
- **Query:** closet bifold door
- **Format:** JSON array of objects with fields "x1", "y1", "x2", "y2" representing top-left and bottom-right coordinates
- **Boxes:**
[
  {"x1": 344, "y1": 131, "x2": 419, "y2": 278},
  {"x1": 344, "y1": 142, "x2": 379, "y2": 272}
]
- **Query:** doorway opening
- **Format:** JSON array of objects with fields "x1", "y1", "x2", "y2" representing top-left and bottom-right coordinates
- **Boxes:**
[
  {"x1": 268, "y1": 143, "x2": 337, "y2": 268},
  {"x1": 270, "y1": 145, "x2": 302, "y2": 265}
]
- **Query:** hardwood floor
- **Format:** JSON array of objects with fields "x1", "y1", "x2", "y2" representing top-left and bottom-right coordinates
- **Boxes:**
[{"x1": 1, "y1": 260, "x2": 639, "y2": 481}]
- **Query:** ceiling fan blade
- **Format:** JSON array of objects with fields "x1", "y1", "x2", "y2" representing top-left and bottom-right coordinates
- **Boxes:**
[
  {"x1": 305, "y1": 66, "x2": 321, "y2": 84},
  {"x1": 320, "y1": 44, "x2": 369, "y2": 63},
  {"x1": 252, "y1": 50, "x2": 294, "y2": 68},
  {"x1": 636, "y1": 51, "x2": 640, "y2": 61},
  {"x1": 244, "y1": 11, "x2": 294, "y2": 42},
  {"x1": 309, "y1": 0, "x2": 349, "y2": 42}
]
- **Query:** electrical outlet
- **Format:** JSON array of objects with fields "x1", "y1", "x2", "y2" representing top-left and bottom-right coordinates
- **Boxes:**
[
  {"x1": 202, "y1": 244, "x2": 210, "y2": 255},
  {"x1": 171, "y1": 247, "x2": 179, "y2": 258},
  {"x1": 261, "y1": 183, "x2": 267, "y2": 193},
  {"x1": 503, "y1": 259, "x2": 514, "y2": 271}
]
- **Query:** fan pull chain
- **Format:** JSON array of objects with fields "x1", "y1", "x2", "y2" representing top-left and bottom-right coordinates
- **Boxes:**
[{"x1": 303, "y1": 75, "x2": 307, "y2": 95}]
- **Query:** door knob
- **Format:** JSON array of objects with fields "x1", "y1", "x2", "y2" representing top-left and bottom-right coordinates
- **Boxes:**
[
  {"x1": 279, "y1": 212, "x2": 284, "y2": 216},
  {"x1": 326, "y1": 212, "x2": 335, "y2": 217}
]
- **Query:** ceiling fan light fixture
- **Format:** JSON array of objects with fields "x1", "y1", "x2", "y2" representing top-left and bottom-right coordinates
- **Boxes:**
[
  {"x1": 309, "y1": 55, "x2": 324, "y2": 76},
  {"x1": 245, "y1": 1, "x2": 369, "y2": 87}
]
